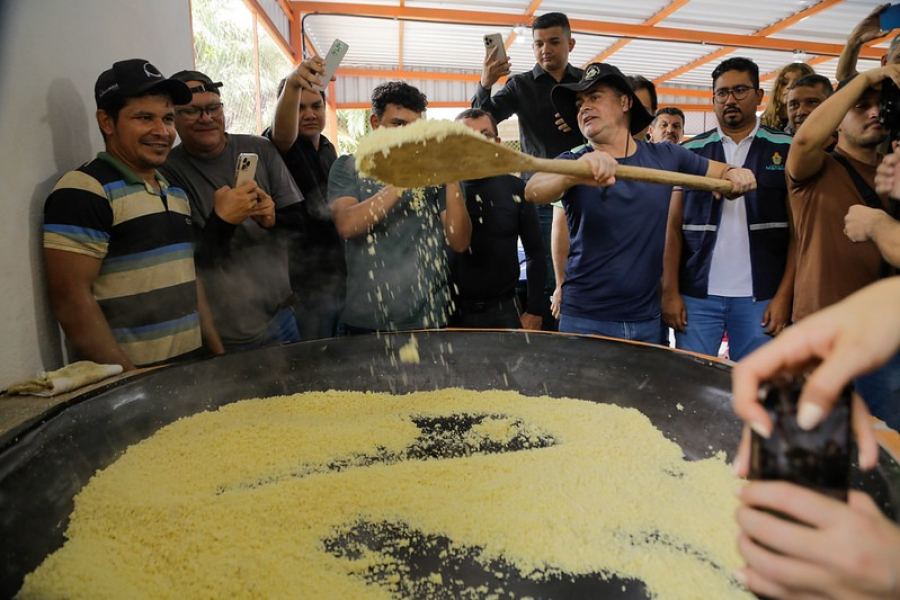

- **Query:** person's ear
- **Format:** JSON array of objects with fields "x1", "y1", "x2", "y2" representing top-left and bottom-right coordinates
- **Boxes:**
[
  {"x1": 568, "y1": 37, "x2": 576, "y2": 52},
  {"x1": 97, "y1": 110, "x2": 115, "y2": 137},
  {"x1": 369, "y1": 112, "x2": 379, "y2": 130}
]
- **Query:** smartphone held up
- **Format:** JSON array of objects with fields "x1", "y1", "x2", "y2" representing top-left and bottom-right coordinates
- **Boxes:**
[
  {"x1": 748, "y1": 375, "x2": 852, "y2": 502},
  {"x1": 314, "y1": 39, "x2": 349, "y2": 92},
  {"x1": 233, "y1": 153, "x2": 259, "y2": 188}
]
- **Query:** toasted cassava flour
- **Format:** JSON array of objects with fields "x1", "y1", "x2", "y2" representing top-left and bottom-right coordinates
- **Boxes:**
[{"x1": 18, "y1": 389, "x2": 751, "y2": 599}]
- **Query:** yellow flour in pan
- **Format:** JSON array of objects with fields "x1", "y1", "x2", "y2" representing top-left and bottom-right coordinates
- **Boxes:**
[{"x1": 18, "y1": 389, "x2": 751, "y2": 599}]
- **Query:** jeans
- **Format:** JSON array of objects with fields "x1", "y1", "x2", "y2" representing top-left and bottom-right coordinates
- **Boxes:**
[
  {"x1": 293, "y1": 290, "x2": 344, "y2": 341},
  {"x1": 225, "y1": 306, "x2": 300, "y2": 352},
  {"x1": 855, "y1": 350, "x2": 900, "y2": 431},
  {"x1": 675, "y1": 295, "x2": 771, "y2": 362},
  {"x1": 559, "y1": 313, "x2": 662, "y2": 344}
]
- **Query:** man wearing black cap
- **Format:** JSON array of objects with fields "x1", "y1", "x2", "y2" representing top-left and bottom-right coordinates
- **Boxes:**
[
  {"x1": 43, "y1": 59, "x2": 223, "y2": 370},
  {"x1": 525, "y1": 62, "x2": 754, "y2": 343},
  {"x1": 663, "y1": 57, "x2": 795, "y2": 362},
  {"x1": 161, "y1": 69, "x2": 306, "y2": 351},
  {"x1": 786, "y1": 64, "x2": 900, "y2": 430}
]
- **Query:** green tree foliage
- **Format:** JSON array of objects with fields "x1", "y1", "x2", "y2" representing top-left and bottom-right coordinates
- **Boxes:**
[{"x1": 190, "y1": 0, "x2": 291, "y2": 134}]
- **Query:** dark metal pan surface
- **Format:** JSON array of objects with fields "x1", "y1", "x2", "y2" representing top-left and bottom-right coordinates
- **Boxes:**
[{"x1": 0, "y1": 331, "x2": 896, "y2": 598}]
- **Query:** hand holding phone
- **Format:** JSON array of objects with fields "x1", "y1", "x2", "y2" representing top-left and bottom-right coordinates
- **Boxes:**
[
  {"x1": 483, "y1": 33, "x2": 508, "y2": 63},
  {"x1": 749, "y1": 376, "x2": 852, "y2": 503},
  {"x1": 233, "y1": 153, "x2": 259, "y2": 188},
  {"x1": 314, "y1": 39, "x2": 349, "y2": 92}
]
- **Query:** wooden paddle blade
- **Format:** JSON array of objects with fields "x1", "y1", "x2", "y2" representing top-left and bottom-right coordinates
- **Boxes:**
[{"x1": 356, "y1": 119, "x2": 534, "y2": 187}]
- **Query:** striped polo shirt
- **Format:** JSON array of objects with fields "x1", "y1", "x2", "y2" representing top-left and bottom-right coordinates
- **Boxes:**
[{"x1": 43, "y1": 152, "x2": 202, "y2": 366}]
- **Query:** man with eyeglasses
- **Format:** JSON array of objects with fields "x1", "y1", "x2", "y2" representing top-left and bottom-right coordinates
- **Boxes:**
[
  {"x1": 43, "y1": 59, "x2": 223, "y2": 370},
  {"x1": 161, "y1": 70, "x2": 306, "y2": 352},
  {"x1": 662, "y1": 57, "x2": 794, "y2": 361},
  {"x1": 448, "y1": 108, "x2": 546, "y2": 329}
]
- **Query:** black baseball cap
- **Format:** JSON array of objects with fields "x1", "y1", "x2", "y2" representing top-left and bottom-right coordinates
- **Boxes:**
[
  {"x1": 170, "y1": 70, "x2": 224, "y2": 95},
  {"x1": 94, "y1": 59, "x2": 192, "y2": 109},
  {"x1": 552, "y1": 62, "x2": 654, "y2": 136}
]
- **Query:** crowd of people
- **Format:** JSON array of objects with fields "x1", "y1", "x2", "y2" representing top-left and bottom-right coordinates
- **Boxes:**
[{"x1": 39, "y1": 5, "x2": 900, "y2": 598}]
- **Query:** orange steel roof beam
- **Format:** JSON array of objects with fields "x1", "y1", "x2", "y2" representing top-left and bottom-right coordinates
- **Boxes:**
[
  {"x1": 654, "y1": 0, "x2": 848, "y2": 84},
  {"x1": 507, "y1": 0, "x2": 544, "y2": 47},
  {"x1": 588, "y1": 0, "x2": 691, "y2": 64},
  {"x1": 243, "y1": 0, "x2": 296, "y2": 59},
  {"x1": 293, "y1": 2, "x2": 878, "y2": 58}
]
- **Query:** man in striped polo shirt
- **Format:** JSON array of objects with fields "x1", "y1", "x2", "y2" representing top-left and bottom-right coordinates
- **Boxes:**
[{"x1": 43, "y1": 59, "x2": 223, "y2": 370}]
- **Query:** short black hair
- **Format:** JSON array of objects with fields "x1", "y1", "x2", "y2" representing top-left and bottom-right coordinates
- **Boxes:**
[
  {"x1": 711, "y1": 57, "x2": 760, "y2": 90},
  {"x1": 653, "y1": 106, "x2": 685, "y2": 123},
  {"x1": 790, "y1": 73, "x2": 834, "y2": 98},
  {"x1": 533, "y1": 12, "x2": 571, "y2": 36},
  {"x1": 371, "y1": 81, "x2": 428, "y2": 118},
  {"x1": 275, "y1": 77, "x2": 326, "y2": 102},
  {"x1": 627, "y1": 75, "x2": 658, "y2": 113},
  {"x1": 455, "y1": 107, "x2": 499, "y2": 137}
]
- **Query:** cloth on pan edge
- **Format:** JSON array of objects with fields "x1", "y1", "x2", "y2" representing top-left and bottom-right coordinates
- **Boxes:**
[{"x1": 5, "y1": 361, "x2": 124, "y2": 397}]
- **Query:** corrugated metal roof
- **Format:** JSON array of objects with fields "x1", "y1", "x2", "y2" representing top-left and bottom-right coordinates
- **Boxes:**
[{"x1": 288, "y1": 0, "x2": 895, "y2": 106}]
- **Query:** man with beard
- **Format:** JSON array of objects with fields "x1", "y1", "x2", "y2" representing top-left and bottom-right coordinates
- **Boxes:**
[
  {"x1": 43, "y1": 59, "x2": 223, "y2": 369},
  {"x1": 787, "y1": 64, "x2": 900, "y2": 429},
  {"x1": 649, "y1": 107, "x2": 685, "y2": 145},
  {"x1": 662, "y1": 57, "x2": 794, "y2": 361},
  {"x1": 525, "y1": 63, "x2": 754, "y2": 343}
]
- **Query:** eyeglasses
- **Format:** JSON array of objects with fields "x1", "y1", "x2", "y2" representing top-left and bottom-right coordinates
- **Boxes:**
[
  {"x1": 175, "y1": 103, "x2": 224, "y2": 120},
  {"x1": 713, "y1": 86, "x2": 754, "y2": 103}
]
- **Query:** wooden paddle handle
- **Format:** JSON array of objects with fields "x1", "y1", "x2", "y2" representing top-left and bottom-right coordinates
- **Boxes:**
[{"x1": 528, "y1": 156, "x2": 734, "y2": 195}]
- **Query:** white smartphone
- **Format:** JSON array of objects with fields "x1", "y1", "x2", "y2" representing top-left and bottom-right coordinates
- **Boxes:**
[
  {"x1": 315, "y1": 39, "x2": 349, "y2": 91},
  {"x1": 233, "y1": 153, "x2": 258, "y2": 188},
  {"x1": 483, "y1": 33, "x2": 507, "y2": 62}
]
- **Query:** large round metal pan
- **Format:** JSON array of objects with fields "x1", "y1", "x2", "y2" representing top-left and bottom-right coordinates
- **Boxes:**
[{"x1": 0, "y1": 331, "x2": 897, "y2": 598}]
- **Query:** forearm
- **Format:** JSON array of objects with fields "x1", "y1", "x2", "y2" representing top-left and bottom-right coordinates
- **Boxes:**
[
  {"x1": 662, "y1": 192, "x2": 684, "y2": 294},
  {"x1": 526, "y1": 173, "x2": 575, "y2": 205},
  {"x1": 270, "y1": 86, "x2": 301, "y2": 152},
  {"x1": 550, "y1": 208, "x2": 569, "y2": 288},
  {"x1": 51, "y1": 289, "x2": 135, "y2": 370},
  {"x1": 871, "y1": 215, "x2": 900, "y2": 267},
  {"x1": 332, "y1": 187, "x2": 403, "y2": 239},
  {"x1": 442, "y1": 182, "x2": 472, "y2": 252},
  {"x1": 197, "y1": 279, "x2": 224, "y2": 356},
  {"x1": 773, "y1": 235, "x2": 797, "y2": 301},
  {"x1": 194, "y1": 213, "x2": 237, "y2": 267},
  {"x1": 835, "y1": 34, "x2": 865, "y2": 82}
]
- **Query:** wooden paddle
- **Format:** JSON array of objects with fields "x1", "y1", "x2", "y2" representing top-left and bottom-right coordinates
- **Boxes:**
[{"x1": 356, "y1": 119, "x2": 735, "y2": 196}]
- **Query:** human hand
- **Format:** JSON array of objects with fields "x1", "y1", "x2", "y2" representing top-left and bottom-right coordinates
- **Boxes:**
[
  {"x1": 550, "y1": 287, "x2": 562, "y2": 320},
  {"x1": 719, "y1": 167, "x2": 757, "y2": 200},
  {"x1": 213, "y1": 182, "x2": 260, "y2": 225},
  {"x1": 286, "y1": 56, "x2": 326, "y2": 92},
  {"x1": 761, "y1": 292, "x2": 791, "y2": 336},
  {"x1": 572, "y1": 150, "x2": 617, "y2": 187},
  {"x1": 730, "y1": 279, "x2": 900, "y2": 474},
  {"x1": 250, "y1": 188, "x2": 276, "y2": 228},
  {"x1": 554, "y1": 112, "x2": 573, "y2": 133},
  {"x1": 735, "y1": 481, "x2": 900, "y2": 600},
  {"x1": 661, "y1": 289, "x2": 687, "y2": 332},
  {"x1": 845, "y1": 205, "x2": 889, "y2": 242},
  {"x1": 520, "y1": 312, "x2": 542, "y2": 330},
  {"x1": 849, "y1": 3, "x2": 892, "y2": 44},
  {"x1": 865, "y1": 63, "x2": 900, "y2": 91},
  {"x1": 480, "y1": 46, "x2": 511, "y2": 90},
  {"x1": 875, "y1": 152, "x2": 900, "y2": 198}
]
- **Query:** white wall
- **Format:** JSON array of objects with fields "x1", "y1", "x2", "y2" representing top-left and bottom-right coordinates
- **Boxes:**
[{"x1": 0, "y1": 0, "x2": 195, "y2": 389}]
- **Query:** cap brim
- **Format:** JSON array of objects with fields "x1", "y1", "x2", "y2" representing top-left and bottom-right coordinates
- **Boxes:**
[
  {"x1": 552, "y1": 77, "x2": 654, "y2": 137},
  {"x1": 142, "y1": 79, "x2": 193, "y2": 105}
]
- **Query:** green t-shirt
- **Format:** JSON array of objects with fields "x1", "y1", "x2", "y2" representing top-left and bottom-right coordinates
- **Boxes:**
[{"x1": 328, "y1": 154, "x2": 450, "y2": 331}]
